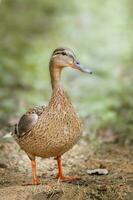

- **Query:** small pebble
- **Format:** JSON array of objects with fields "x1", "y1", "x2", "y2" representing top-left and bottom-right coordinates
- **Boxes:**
[{"x1": 87, "y1": 168, "x2": 108, "y2": 175}]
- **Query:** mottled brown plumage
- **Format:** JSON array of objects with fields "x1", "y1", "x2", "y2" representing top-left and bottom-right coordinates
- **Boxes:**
[{"x1": 12, "y1": 47, "x2": 92, "y2": 184}]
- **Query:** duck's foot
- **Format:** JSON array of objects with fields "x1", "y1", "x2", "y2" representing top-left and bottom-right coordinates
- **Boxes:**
[
  {"x1": 22, "y1": 178, "x2": 40, "y2": 186},
  {"x1": 57, "y1": 175, "x2": 80, "y2": 181},
  {"x1": 32, "y1": 178, "x2": 40, "y2": 185},
  {"x1": 56, "y1": 155, "x2": 80, "y2": 181}
]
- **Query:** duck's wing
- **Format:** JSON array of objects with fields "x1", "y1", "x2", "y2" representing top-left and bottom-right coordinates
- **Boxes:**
[{"x1": 13, "y1": 106, "x2": 46, "y2": 137}]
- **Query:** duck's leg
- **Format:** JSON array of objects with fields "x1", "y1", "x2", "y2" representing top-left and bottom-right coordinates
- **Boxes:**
[
  {"x1": 56, "y1": 155, "x2": 80, "y2": 180},
  {"x1": 31, "y1": 159, "x2": 40, "y2": 185}
]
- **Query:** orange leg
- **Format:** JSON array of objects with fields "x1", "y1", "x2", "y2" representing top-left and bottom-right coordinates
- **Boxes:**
[
  {"x1": 31, "y1": 160, "x2": 40, "y2": 185},
  {"x1": 56, "y1": 155, "x2": 80, "y2": 180}
]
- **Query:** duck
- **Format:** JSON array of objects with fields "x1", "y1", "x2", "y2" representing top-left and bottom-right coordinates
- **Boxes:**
[{"x1": 12, "y1": 47, "x2": 92, "y2": 185}]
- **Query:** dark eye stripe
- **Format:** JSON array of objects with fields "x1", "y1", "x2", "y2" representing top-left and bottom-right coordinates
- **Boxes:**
[
  {"x1": 54, "y1": 51, "x2": 67, "y2": 56},
  {"x1": 53, "y1": 51, "x2": 74, "y2": 60}
]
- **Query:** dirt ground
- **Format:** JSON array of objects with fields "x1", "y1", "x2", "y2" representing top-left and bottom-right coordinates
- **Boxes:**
[{"x1": 0, "y1": 137, "x2": 133, "y2": 200}]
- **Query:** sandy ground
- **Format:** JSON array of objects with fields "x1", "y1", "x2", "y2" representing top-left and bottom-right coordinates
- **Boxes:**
[{"x1": 0, "y1": 137, "x2": 133, "y2": 200}]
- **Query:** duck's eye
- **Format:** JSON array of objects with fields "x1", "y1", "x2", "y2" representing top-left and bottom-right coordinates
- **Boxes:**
[{"x1": 62, "y1": 52, "x2": 67, "y2": 56}]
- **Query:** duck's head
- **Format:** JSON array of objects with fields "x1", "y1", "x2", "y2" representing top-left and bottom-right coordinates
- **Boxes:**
[{"x1": 50, "y1": 47, "x2": 92, "y2": 74}]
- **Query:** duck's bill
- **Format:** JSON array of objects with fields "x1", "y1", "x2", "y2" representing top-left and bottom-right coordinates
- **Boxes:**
[{"x1": 74, "y1": 62, "x2": 92, "y2": 74}]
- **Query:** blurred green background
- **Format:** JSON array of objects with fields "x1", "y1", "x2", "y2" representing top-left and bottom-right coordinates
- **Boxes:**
[{"x1": 0, "y1": 0, "x2": 132, "y2": 144}]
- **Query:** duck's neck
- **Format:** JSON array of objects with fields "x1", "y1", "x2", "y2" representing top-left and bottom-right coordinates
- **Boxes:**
[
  {"x1": 49, "y1": 61, "x2": 63, "y2": 91},
  {"x1": 49, "y1": 61, "x2": 68, "y2": 101},
  {"x1": 49, "y1": 62, "x2": 74, "y2": 109}
]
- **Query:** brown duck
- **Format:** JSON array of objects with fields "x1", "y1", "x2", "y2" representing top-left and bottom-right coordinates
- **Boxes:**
[{"x1": 12, "y1": 47, "x2": 92, "y2": 185}]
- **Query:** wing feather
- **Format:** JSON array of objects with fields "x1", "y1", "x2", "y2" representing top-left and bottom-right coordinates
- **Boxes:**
[{"x1": 13, "y1": 105, "x2": 46, "y2": 137}]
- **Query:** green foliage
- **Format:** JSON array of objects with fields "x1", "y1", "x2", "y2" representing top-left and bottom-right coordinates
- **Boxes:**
[{"x1": 0, "y1": 0, "x2": 132, "y2": 144}]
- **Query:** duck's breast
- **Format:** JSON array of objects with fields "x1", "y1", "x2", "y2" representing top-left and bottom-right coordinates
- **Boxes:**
[{"x1": 17, "y1": 104, "x2": 83, "y2": 158}]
